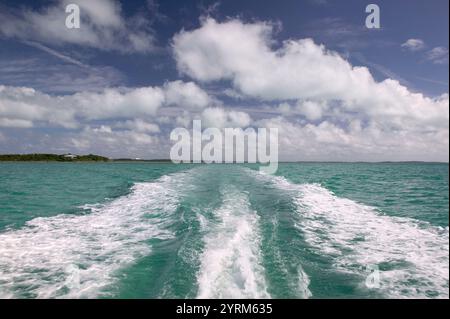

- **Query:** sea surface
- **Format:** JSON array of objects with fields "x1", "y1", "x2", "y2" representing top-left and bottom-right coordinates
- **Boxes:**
[{"x1": 0, "y1": 162, "x2": 448, "y2": 299}]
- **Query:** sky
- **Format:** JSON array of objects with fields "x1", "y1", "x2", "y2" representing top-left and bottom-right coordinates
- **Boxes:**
[{"x1": 0, "y1": 0, "x2": 448, "y2": 161}]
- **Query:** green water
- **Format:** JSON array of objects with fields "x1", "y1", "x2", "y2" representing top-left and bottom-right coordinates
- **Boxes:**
[{"x1": 0, "y1": 162, "x2": 448, "y2": 299}]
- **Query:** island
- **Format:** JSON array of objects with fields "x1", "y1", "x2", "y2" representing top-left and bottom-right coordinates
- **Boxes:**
[{"x1": 0, "y1": 153, "x2": 109, "y2": 162}]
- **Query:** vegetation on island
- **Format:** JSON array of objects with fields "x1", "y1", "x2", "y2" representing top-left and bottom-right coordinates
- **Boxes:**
[{"x1": 0, "y1": 153, "x2": 109, "y2": 162}]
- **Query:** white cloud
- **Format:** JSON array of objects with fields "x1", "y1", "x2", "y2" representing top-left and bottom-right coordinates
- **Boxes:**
[
  {"x1": 296, "y1": 100, "x2": 328, "y2": 121},
  {"x1": 0, "y1": 86, "x2": 78, "y2": 128},
  {"x1": 172, "y1": 18, "x2": 449, "y2": 161},
  {"x1": 222, "y1": 88, "x2": 245, "y2": 99},
  {"x1": 73, "y1": 87, "x2": 165, "y2": 120},
  {"x1": 257, "y1": 116, "x2": 448, "y2": 162},
  {"x1": 175, "y1": 113, "x2": 192, "y2": 128},
  {"x1": 0, "y1": 81, "x2": 215, "y2": 128},
  {"x1": 1, "y1": 17, "x2": 448, "y2": 161},
  {"x1": 0, "y1": 124, "x2": 165, "y2": 159},
  {"x1": 172, "y1": 18, "x2": 448, "y2": 126},
  {"x1": 173, "y1": 18, "x2": 388, "y2": 102},
  {"x1": 115, "y1": 119, "x2": 160, "y2": 133},
  {"x1": 426, "y1": 47, "x2": 449, "y2": 64},
  {"x1": 172, "y1": 19, "x2": 375, "y2": 100},
  {"x1": 201, "y1": 107, "x2": 226, "y2": 128},
  {"x1": 0, "y1": 0, "x2": 156, "y2": 53},
  {"x1": 0, "y1": 85, "x2": 163, "y2": 128},
  {"x1": 401, "y1": 39, "x2": 425, "y2": 51},
  {"x1": 228, "y1": 110, "x2": 252, "y2": 127},
  {"x1": 201, "y1": 107, "x2": 251, "y2": 128},
  {"x1": 276, "y1": 102, "x2": 291, "y2": 115},
  {"x1": 67, "y1": 125, "x2": 160, "y2": 158},
  {"x1": 0, "y1": 118, "x2": 34, "y2": 128},
  {"x1": 164, "y1": 80, "x2": 214, "y2": 110}
]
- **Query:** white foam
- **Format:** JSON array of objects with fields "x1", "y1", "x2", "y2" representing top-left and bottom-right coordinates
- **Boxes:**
[
  {"x1": 297, "y1": 266, "x2": 312, "y2": 299},
  {"x1": 0, "y1": 174, "x2": 184, "y2": 299},
  {"x1": 241, "y1": 169, "x2": 313, "y2": 298},
  {"x1": 258, "y1": 170, "x2": 449, "y2": 299},
  {"x1": 196, "y1": 187, "x2": 270, "y2": 299}
]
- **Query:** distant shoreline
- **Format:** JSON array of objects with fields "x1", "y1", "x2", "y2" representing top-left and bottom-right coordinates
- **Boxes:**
[
  {"x1": 0, "y1": 154, "x2": 447, "y2": 164},
  {"x1": 0, "y1": 153, "x2": 109, "y2": 162}
]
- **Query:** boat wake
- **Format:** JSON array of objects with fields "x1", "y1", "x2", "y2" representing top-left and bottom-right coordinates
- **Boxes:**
[
  {"x1": 0, "y1": 174, "x2": 183, "y2": 298},
  {"x1": 254, "y1": 171, "x2": 449, "y2": 299},
  {"x1": 0, "y1": 166, "x2": 447, "y2": 299},
  {"x1": 196, "y1": 187, "x2": 270, "y2": 298}
]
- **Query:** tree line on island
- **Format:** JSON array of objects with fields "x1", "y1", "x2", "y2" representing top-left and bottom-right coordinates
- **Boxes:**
[
  {"x1": 0, "y1": 154, "x2": 173, "y2": 162},
  {"x1": 0, "y1": 153, "x2": 109, "y2": 162}
]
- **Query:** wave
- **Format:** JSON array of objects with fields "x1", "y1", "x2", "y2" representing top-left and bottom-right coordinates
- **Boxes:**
[
  {"x1": 2, "y1": 165, "x2": 446, "y2": 299},
  {"x1": 0, "y1": 173, "x2": 184, "y2": 298},
  {"x1": 196, "y1": 187, "x2": 270, "y2": 299},
  {"x1": 253, "y1": 170, "x2": 449, "y2": 299}
]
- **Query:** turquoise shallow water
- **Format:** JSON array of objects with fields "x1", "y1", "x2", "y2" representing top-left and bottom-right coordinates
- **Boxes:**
[{"x1": 0, "y1": 162, "x2": 448, "y2": 298}]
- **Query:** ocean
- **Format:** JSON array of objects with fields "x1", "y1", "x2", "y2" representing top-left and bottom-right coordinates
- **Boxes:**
[{"x1": 0, "y1": 162, "x2": 448, "y2": 299}]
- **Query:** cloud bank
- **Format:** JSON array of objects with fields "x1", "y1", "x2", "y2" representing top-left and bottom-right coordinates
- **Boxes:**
[
  {"x1": 0, "y1": 0, "x2": 157, "y2": 53},
  {"x1": 172, "y1": 18, "x2": 448, "y2": 161},
  {"x1": 0, "y1": 17, "x2": 448, "y2": 161}
]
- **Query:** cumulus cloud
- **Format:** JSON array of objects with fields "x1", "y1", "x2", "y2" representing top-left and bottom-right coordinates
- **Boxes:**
[
  {"x1": 0, "y1": 86, "x2": 78, "y2": 128},
  {"x1": 66, "y1": 124, "x2": 163, "y2": 158},
  {"x1": 0, "y1": 85, "x2": 162, "y2": 128},
  {"x1": 0, "y1": 79, "x2": 216, "y2": 158},
  {"x1": 172, "y1": 18, "x2": 448, "y2": 161},
  {"x1": 174, "y1": 18, "x2": 382, "y2": 101},
  {"x1": 173, "y1": 19, "x2": 441, "y2": 110},
  {"x1": 0, "y1": 0, "x2": 157, "y2": 53},
  {"x1": 164, "y1": 80, "x2": 215, "y2": 110},
  {"x1": 0, "y1": 118, "x2": 34, "y2": 128},
  {"x1": 276, "y1": 102, "x2": 291, "y2": 115},
  {"x1": 296, "y1": 100, "x2": 328, "y2": 121},
  {"x1": 172, "y1": 18, "x2": 448, "y2": 124},
  {"x1": 114, "y1": 119, "x2": 160, "y2": 133},
  {"x1": 1, "y1": 17, "x2": 448, "y2": 161},
  {"x1": 77, "y1": 125, "x2": 156, "y2": 147},
  {"x1": 0, "y1": 81, "x2": 213, "y2": 128},
  {"x1": 257, "y1": 116, "x2": 448, "y2": 162},
  {"x1": 426, "y1": 47, "x2": 449, "y2": 64},
  {"x1": 201, "y1": 107, "x2": 251, "y2": 128},
  {"x1": 401, "y1": 39, "x2": 425, "y2": 51}
]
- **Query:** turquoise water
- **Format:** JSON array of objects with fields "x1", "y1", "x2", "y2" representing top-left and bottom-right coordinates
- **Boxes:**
[{"x1": 0, "y1": 162, "x2": 448, "y2": 299}]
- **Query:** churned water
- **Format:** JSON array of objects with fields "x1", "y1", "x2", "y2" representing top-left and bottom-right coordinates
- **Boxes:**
[{"x1": 0, "y1": 162, "x2": 448, "y2": 298}]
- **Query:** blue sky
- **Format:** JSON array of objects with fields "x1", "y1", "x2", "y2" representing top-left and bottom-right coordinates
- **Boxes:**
[
  {"x1": 0, "y1": 0, "x2": 448, "y2": 160},
  {"x1": 1, "y1": 0, "x2": 448, "y2": 95}
]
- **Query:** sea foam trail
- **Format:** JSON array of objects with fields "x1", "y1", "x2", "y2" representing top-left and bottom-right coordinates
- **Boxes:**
[
  {"x1": 296, "y1": 184, "x2": 449, "y2": 299},
  {"x1": 196, "y1": 187, "x2": 270, "y2": 299},
  {"x1": 0, "y1": 174, "x2": 183, "y2": 299},
  {"x1": 257, "y1": 171, "x2": 449, "y2": 299}
]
